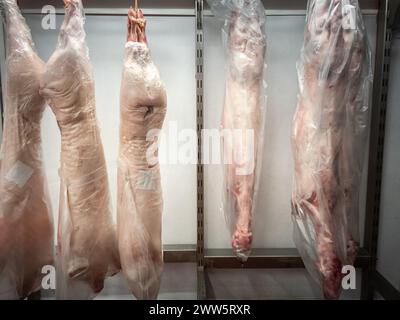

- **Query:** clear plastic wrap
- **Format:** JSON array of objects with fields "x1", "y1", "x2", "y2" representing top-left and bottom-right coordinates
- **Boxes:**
[
  {"x1": 0, "y1": 0, "x2": 54, "y2": 299},
  {"x1": 291, "y1": 0, "x2": 372, "y2": 299},
  {"x1": 118, "y1": 7, "x2": 167, "y2": 300},
  {"x1": 208, "y1": 0, "x2": 267, "y2": 261},
  {"x1": 39, "y1": 0, "x2": 119, "y2": 299}
]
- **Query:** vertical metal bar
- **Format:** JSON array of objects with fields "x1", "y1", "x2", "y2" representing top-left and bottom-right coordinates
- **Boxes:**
[
  {"x1": 195, "y1": 0, "x2": 206, "y2": 300},
  {"x1": 362, "y1": 0, "x2": 392, "y2": 300}
]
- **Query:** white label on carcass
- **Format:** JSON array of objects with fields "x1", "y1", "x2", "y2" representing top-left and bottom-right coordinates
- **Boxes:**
[
  {"x1": 5, "y1": 161, "x2": 34, "y2": 188},
  {"x1": 342, "y1": 4, "x2": 356, "y2": 30},
  {"x1": 136, "y1": 170, "x2": 155, "y2": 190}
]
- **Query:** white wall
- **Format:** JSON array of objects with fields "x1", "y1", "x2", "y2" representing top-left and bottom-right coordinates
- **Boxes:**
[
  {"x1": 377, "y1": 34, "x2": 400, "y2": 291},
  {"x1": 25, "y1": 14, "x2": 197, "y2": 246},
  {"x1": 204, "y1": 15, "x2": 377, "y2": 250}
]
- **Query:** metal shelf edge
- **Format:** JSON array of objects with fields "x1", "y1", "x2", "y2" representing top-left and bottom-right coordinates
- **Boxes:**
[
  {"x1": 163, "y1": 244, "x2": 197, "y2": 263},
  {"x1": 204, "y1": 248, "x2": 372, "y2": 269}
]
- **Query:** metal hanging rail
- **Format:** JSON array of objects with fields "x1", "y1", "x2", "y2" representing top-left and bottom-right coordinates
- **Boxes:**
[
  {"x1": 20, "y1": 9, "x2": 378, "y2": 17},
  {"x1": 17, "y1": 0, "x2": 378, "y2": 16},
  {"x1": 21, "y1": 9, "x2": 196, "y2": 17}
]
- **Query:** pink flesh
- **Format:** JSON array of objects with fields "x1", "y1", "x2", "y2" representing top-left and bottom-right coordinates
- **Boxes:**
[
  {"x1": 0, "y1": 0, "x2": 54, "y2": 299},
  {"x1": 118, "y1": 7, "x2": 167, "y2": 299}
]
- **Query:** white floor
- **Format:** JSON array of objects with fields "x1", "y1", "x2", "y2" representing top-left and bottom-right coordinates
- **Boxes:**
[{"x1": 96, "y1": 263, "x2": 197, "y2": 300}]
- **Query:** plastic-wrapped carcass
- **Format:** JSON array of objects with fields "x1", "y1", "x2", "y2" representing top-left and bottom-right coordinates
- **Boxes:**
[
  {"x1": 40, "y1": 0, "x2": 119, "y2": 299},
  {"x1": 207, "y1": 0, "x2": 267, "y2": 261},
  {"x1": 291, "y1": 0, "x2": 372, "y2": 299},
  {"x1": 0, "y1": 0, "x2": 54, "y2": 299},
  {"x1": 118, "y1": 6, "x2": 167, "y2": 300}
]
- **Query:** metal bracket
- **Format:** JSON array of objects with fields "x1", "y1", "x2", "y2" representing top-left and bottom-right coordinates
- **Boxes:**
[{"x1": 195, "y1": 0, "x2": 206, "y2": 301}]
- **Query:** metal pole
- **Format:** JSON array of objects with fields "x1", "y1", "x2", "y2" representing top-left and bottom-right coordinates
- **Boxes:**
[
  {"x1": 195, "y1": 0, "x2": 206, "y2": 301},
  {"x1": 362, "y1": 0, "x2": 392, "y2": 300},
  {"x1": 21, "y1": 9, "x2": 196, "y2": 17},
  {"x1": 20, "y1": 8, "x2": 377, "y2": 17}
]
